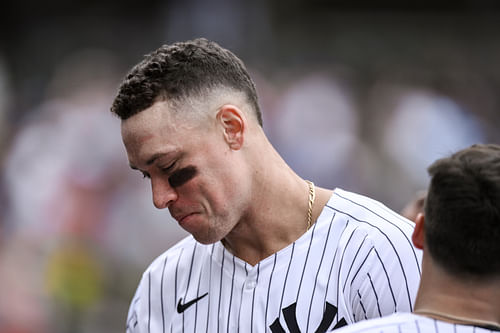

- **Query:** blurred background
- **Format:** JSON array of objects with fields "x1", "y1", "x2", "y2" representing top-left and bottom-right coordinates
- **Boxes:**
[{"x1": 1, "y1": 0, "x2": 500, "y2": 332}]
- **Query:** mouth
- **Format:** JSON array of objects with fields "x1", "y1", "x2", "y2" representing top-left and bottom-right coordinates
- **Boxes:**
[{"x1": 175, "y1": 212, "x2": 197, "y2": 224}]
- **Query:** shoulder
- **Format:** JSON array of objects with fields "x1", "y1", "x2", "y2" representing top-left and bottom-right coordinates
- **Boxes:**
[
  {"x1": 137, "y1": 235, "x2": 209, "y2": 286},
  {"x1": 335, "y1": 313, "x2": 499, "y2": 333},
  {"x1": 334, "y1": 313, "x2": 419, "y2": 333},
  {"x1": 329, "y1": 189, "x2": 413, "y2": 226},
  {"x1": 326, "y1": 188, "x2": 417, "y2": 242},
  {"x1": 325, "y1": 189, "x2": 422, "y2": 286},
  {"x1": 127, "y1": 235, "x2": 213, "y2": 328}
]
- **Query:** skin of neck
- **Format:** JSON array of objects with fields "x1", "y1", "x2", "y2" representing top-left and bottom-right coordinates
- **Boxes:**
[
  {"x1": 414, "y1": 248, "x2": 500, "y2": 325},
  {"x1": 221, "y1": 124, "x2": 332, "y2": 266}
]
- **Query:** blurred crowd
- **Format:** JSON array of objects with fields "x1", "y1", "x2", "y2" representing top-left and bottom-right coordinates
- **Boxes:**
[
  {"x1": 1, "y1": 1, "x2": 500, "y2": 332},
  {"x1": 0, "y1": 50, "x2": 189, "y2": 332}
]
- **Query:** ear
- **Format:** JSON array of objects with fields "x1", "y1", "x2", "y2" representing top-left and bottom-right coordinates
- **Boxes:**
[
  {"x1": 412, "y1": 213, "x2": 425, "y2": 250},
  {"x1": 216, "y1": 105, "x2": 245, "y2": 150}
]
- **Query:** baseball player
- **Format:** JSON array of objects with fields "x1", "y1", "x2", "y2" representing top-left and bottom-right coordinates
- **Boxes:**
[
  {"x1": 334, "y1": 144, "x2": 500, "y2": 333},
  {"x1": 110, "y1": 38, "x2": 422, "y2": 332}
]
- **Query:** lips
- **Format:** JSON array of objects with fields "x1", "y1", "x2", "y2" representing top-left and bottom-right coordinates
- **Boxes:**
[
  {"x1": 172, "y1": 211, "x2": 197, "y2": 224},
  {"x1": 178, "y1": 213, "x2": 192, "y2": 223},
  {"x1": 170, "y1": 205, "x2": 201, "y2": 225}
]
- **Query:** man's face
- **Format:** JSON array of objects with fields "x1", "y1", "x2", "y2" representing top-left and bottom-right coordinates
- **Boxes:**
[{"x1": 121, "y1": 101, "x2": 248, "y2": 244}]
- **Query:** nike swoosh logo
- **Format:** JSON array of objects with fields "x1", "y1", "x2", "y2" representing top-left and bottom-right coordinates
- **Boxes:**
[{"x1": 177, "y1": 292, "x2": 208, "y2": 313}]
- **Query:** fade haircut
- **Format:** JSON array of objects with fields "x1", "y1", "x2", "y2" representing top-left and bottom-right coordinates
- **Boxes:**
[
  {"x1": 424, "y1": 143, "x2": 500, "y2": 280},
  {"x1": 111, "y1": 38, "x2": 262, "y2": 125}
]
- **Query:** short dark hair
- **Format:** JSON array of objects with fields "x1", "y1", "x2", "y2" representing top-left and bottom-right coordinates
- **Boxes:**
[
  {"x1": 111, "y1": 38, "x2": 262, "y2": 125},
  {"x1": 424, "y1": 143, "x2": 500, "y2": 279}
]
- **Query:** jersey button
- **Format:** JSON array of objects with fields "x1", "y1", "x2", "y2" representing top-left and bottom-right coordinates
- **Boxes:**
[{"x1": 246, "y1": 280, "x2": 256, "y2": 289}]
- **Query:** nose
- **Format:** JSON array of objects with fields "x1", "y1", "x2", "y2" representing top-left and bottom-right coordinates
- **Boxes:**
[{"x1": 151, "y1": 177, "x2": 178, "y2": 209}]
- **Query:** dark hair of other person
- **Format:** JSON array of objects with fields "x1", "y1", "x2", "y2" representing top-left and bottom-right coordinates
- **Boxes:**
[
  {"x1": 110, "y1": 38, "x2": 262, "y2": 125},
  {"x1": 424, "y1": 143, "x2": 500, "y2": 280}
]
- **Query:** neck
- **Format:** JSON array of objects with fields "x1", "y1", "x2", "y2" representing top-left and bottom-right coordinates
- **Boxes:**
[
  {"x1": 223, "y1": 180, "x2": 332, "y2": 266},
  {"x1": 221, "y1": 134, "x2": 332, "y2": 265},
  {"x1": 414, "y1": 255, "x2": 500, "y2": 327}
]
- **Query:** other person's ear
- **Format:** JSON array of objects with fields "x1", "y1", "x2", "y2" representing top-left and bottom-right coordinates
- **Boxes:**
[{"x1": 412, "y1": 213, "x2": 425, "y2": 250}]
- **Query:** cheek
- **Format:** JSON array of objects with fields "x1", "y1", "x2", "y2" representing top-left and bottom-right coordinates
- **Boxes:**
[
  {"x1": 189, "y1": 149, "x2": 246, "y2": 211},
  {"x1": 193, "y1": 176, "x2": 234, "y2": 216},
  {"x1": 219, "y1": 175, "x2": 248, "y2": 213}
]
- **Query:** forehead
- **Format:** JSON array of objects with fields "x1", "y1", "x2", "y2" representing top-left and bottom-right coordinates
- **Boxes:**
[
  {"x1": 120, "y1": 101, "x2": 208, "y2": 167},
  {"x1": 121, "y1": 101, "x2": 172, "y2": 148}
]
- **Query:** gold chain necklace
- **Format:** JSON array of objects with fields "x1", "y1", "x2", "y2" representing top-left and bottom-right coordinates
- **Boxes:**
[
  {"x1": 305, "y1": 180, "x2": 316, "y2": 230},
  {"x1": 414, "y1": 309, "x2": 500, "y2": 330}
]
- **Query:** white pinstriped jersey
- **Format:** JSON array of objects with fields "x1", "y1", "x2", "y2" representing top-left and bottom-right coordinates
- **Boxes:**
[
  {"x1": 126, "y1": 188, "x2": 422, "y2": 332},
  {"x1": 333, "y1": 313, "x2": 500, "y2": 333}
]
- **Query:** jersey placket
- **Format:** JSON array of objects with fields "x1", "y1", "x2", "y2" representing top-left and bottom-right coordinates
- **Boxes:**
[{"x1": 237, "y1": 262, "x2": 260, "y2": 332}]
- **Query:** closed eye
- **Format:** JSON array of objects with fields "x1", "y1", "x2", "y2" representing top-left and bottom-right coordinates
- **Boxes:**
[{"x1": 160, "y1": 161, "x2": 176, "y2": 174}]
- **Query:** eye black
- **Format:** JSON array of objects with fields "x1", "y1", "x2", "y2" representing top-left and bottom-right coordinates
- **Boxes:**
[{"x1": 168, "y1": 166, "x2": 197, "y2": 188}]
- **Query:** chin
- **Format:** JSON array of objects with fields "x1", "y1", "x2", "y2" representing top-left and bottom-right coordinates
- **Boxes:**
[
  {"x1": 187, "y1": 225, "x2": 223, "y2": 245},
  {"x1": 192, "y1": 233, "x2": 222, "y2": 245}
]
